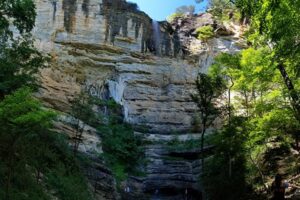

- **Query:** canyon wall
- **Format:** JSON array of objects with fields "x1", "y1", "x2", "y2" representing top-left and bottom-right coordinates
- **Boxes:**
[{"x1": 33, "y1": 0, "x2": 244, "y2": 199}]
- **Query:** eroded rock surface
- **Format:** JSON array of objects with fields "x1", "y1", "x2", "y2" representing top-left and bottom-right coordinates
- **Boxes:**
[
  {"x1": 32, "y1": 0, "x2": 244, "y2": 199},
  {"x1": 34, "y1": 0, "x2": 242, "y2": 133}
]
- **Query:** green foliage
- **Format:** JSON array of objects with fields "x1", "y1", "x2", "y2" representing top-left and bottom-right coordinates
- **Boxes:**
[
  {"x1": 93, "y1": 98, "x2": 122, "y2": 117},
  {"x1": 210, "y1": 48, "x2": 279, "y2": 116},
  {"x1": 206, "y1": 42, "x2": 300, "y2": 196},
  {"x1": 0, "y1": 36, "x2": 45, "y2": 97},
  {"x1": 166, "y1": 3, "x2": 198, "y2": 22},
  {"x1": 43, "y1": 135, "x2": 93, "y2": 200},
  {"x1": 110, "y1": 163, "x2": 127, "y2": 182},
  {"x1": 100, "y1": 123, "x2": 143, "y2": 181},
  {"x1": 46, "y1": 163, "x2": 93, "y2": 200},
  {"x1": 0, "y1": 0, "x2": 36, "y2": 39},
  {"x1": 0, "y1": 88, "x2": 92, "y2": 199},
  {"x1": 195, "y1": 26, "x2": 214, "y2": 42},
  {"x1": 0, "y1": 88, "x2": 56, "y2": 189},
  {"x1": 191, "y1": 73, "x2": 226, "y2": 171},
  {"x1": 204, "y1": 117, "x2": 250, "y2": 200},
  {"x1": 0, "y1": 0, "x2": 45, "y2": 98},
  {"x1": 71, "y1": 92, "x2": 97, "y2": 127},
  {"x1": 235, "y1": 0, "x2": 300, "y2": 120},
  {"x1": 101, "y1": 123, "x2": 142, "y2": 167},
  {"x1": 0, "y1": 87, "x2": 56, "y2": 129},
  {"x1": 208, "y1": 0, "x2": 237, "y2": 21},
  {"x1": 0, "y1": 1, "x2": 93, "y2": 199},
  {"x1": 191, "y1": 73, "x2": 226, "y2": 128},
  {"x1": 236, "y1": 0, "x2": 300, "y2": 59},
  {"x1": 166, "y1": 12, "x2": 185, "y2": 23},
  {"x1": 167, "y1": 137, "x2": 202, "y2": 151},
  {"x1": 97, "y1": 99, "x2": 143, "y2": 182},
  {"x1": 70, "y1": 92, "x2": 99, "y2": 154}
]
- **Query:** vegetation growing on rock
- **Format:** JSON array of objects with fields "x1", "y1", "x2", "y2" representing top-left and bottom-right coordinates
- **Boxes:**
[
  {"x1": 195, "y1": 26, "x2": 215, "y2": 41},
  {"x1": 96, "y1": 99, "x2": 144, "y2": 183},
  {"x1": 0, "y1": 0, "x2": 93, "y2": 199},
  {"x1": 166, "y1": 12, "x2": 186, "y2": 23}
]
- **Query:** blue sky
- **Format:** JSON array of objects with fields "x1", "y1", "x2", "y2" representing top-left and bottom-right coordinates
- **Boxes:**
[{"x1": 129, "y1": 0, "x2": 209, "y2": 21}]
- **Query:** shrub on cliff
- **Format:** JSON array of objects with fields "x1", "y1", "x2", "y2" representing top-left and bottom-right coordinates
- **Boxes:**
[
  {"x1": 100, "y1": 123, "x2": 143, "y2": 181},
  {"x1": 166, "y1": 13, "x2": 185, "y2": 23},
  {"x1": 97, "y1": 99, "x2": 143, "y2": 182},
  {"x1": 195, "y1": 25, "x2": 214, "y2": 41}
]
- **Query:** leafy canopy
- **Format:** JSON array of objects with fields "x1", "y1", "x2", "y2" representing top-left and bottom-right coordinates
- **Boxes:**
[{"x1": 0, "y1": 0, "x2": 45, "y2": 98}]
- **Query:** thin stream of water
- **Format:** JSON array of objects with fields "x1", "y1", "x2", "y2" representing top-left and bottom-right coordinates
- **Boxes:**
[{"x1": 152, "y1": 20, "x2": 161, "y2": 55}]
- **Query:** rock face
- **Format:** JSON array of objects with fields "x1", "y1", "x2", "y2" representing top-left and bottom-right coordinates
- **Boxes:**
[
  {"x1": 34, "y1": 0, "x2": 242, "y2": 133},
  {"x1": 83, "y1": 156, "x2": 120, "y2": 200},
  {"x1": 32, "y1": 0, "x2": 244, "y2": 199},
  {"x1": 144, "y1": 144, "x2": 202, "y2": 199}
]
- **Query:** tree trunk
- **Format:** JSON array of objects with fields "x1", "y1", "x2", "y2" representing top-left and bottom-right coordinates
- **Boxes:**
[
  {"x1": 201, "y1": 125, "x2": 206, "y2": 173},
  {"x1": 229, "y1": 155, "x2": 232, "y2": 178},
  {"x1": 277, "y1": 63, "x2": 300, "y2": 122},
  {"x1": 244, "y1": 92, "x2": 249, "y2": 117},
  {"x1": 296, "y1": 131, "x2": 299, "y2": 151},
  {"x1": 228, "y1": 76, "x2": 234, "y2": 125},
  {"x1": 5, "y1": 153, "x2": 13, "y2": 200},
  {"x1": 228, "y1": 88, "x2": 232, "y2": 124},
  {"x1": 249, "y1": 155, "x2": 268, "y2": 192},
  {"x1": 73, "y1": 119, "x2": 82, "y2": 156}
]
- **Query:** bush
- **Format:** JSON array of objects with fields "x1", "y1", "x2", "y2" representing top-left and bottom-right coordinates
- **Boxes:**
[
  {"x1": 97, "y1": 99, "x2": 143, "y2": 183},
  {"x1": 46, "y1": 164, "x2": 92, "y2": 200},
  {"x1": 195, "y1": 26, "x2": 214, "y2": 41},
  {"x1": 167, "y1": 137, "x2": 202, "y2": 151},
  {"x1": 166, "y1": 12, "x2": 185, "y2": 23},
  {"x1": 44, "y1": 133, "x2": 93, "y2": 200},
  {"x1": 202, "y1": 117, "x2": 261, "y2": 200},
  {"x1": 100, "y1": 123, "x2": 143, "y2": 181}
]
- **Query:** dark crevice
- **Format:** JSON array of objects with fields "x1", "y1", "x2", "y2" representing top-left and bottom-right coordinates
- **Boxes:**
[
  {"x1": 52, "y1": 0, "x2": 57, "y2": 22},
  {"x1": 62, "y1": 0, "x2": 77, "y2": 33},
  {"x1": 82, "y1": 0, "x2": 90, "y2": 18}
]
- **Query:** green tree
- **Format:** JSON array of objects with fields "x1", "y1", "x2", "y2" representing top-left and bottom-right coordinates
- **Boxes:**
[
  {"x1": 208, "y1": 0, "x2": 236, "y2": 21},
  {"x1": 0, "y1": 0, "x2": 45, "y2": 99},
  {"x1": 166, "y1": 5, "x2": 195, "y2": 22},
  {"x1": 234, "y1": 0, "x2": 300, "y2": 122},
  {"x1": 204, "y1": 117, "x2": 249, "y2": 200},
  {"x1": 209, "y1": 52, "x2": 241, "y2": 123},
  {"x1": 70, "y1": 91, "x2": 97, "y2": 155},
  {"x1": 0, "y1": 1, "x2": 93, "y2": 199},
  {"x1": 166, "y1": 13, "x2": 185, "y2": 23},
  {"x1": 0, "y1": 0, "x2": 36, "y2": 38},
  {"x1": 208, "y1": 47, "x2": 299, "y2": 195},
  {"x1": 97, "y1": 99, "x2": 143, "y2": 182},
  {"x1": 0, "y1": 87, "x2": 56, "y2": 200},
  {"x1": 191, "y1": 73, "x2": 226, "y2": 170}
]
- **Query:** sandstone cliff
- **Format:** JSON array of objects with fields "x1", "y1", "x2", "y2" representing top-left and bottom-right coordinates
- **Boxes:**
[{"x1": 32, "y1": 0, "x2": 244, "y2": 199}]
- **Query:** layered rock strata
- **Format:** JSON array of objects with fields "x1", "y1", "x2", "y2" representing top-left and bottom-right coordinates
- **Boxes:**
[{"x1": 33, "y1": 0, "x2": 243, "y2": 199}]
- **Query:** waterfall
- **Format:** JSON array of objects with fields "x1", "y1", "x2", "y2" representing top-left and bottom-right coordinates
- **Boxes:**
[{"x1": 152, "y1": 20, "x2": 161, "y2": 55}]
